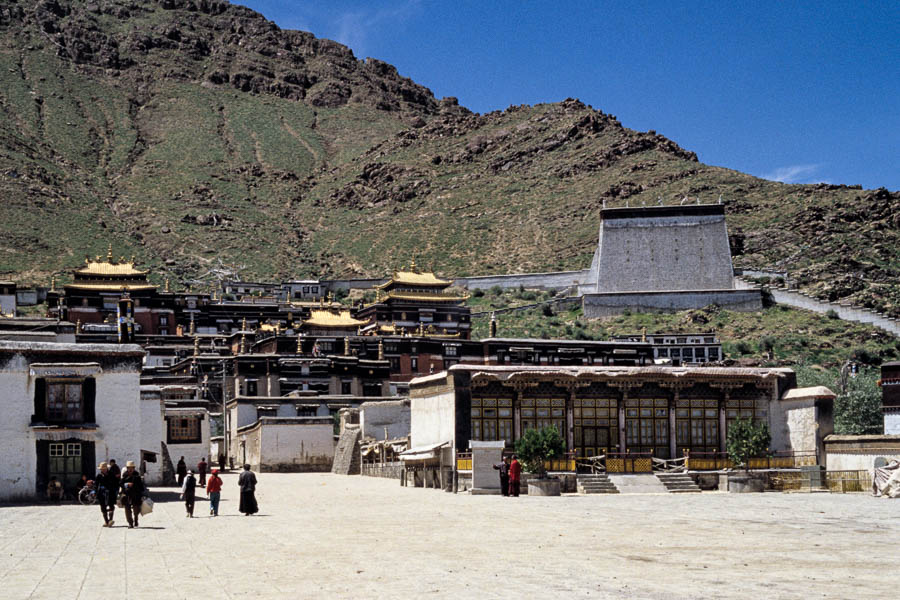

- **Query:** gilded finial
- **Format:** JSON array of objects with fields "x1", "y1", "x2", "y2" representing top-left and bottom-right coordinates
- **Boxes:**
[
  {"x1": 107, "y1": 243, "x2": 113, "y2": 262},
  {"x1": 344, "y1": 336, "x2": 350, "y2": 356},
  {"x1": 50, "y1": 276, "x2": 56, "y2": 291},
  {"x1": 240, "y1": 334, "x2": 247, "y2": 354},
  {"x1": 641, "y1": 327, "x2": 646, "y2": 343},
  {"x1": 297, "y1": 333, "x2": 302, "y2": 354},
  {"x1": 241, "y1": 317, "x2": 248, "y2": 331},
  {"x1": 410, "y1": 256, "x2": 418, "y2": 273},
  {"x1": 164, "y1": 278, "x2": 170, "y2": 293},
  {"x1": 378, "y1": 339, "x2": 384, "y2": 360},
  {"x1": 189, "y1": 313, "x2": 195, "y2": 335},
  {"x1": 193, "y1": 336, "x2": 200, "y2": 357},
  {"x1": 76, "y1": 319, "x2": 81, "y2": 334}
]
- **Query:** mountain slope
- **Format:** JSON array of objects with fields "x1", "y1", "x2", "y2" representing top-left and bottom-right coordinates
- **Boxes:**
[{"x1": 0, "y1": 0, "x2": 898, "y2": 317}]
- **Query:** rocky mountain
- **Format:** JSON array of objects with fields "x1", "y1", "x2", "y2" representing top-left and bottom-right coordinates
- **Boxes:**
[{"x1": 1, "y1": 0, "x2": 898, "y2": 316}]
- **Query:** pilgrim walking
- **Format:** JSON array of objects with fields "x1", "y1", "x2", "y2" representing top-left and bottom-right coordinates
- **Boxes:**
[
  {"x1": 95, "y1": 462, "x2": 117, "y2": 527},
  {"x1": 120, "y1": 460, "x2": 144, "y2": 528},
  {"x1": 181, "y1": 470, "x2": 197, "y2": 517},
  {"x1": 176, "y1": 456, "x2": 187, "y2": 487},
  {"x1": 238, "y1": 464, "x2": 259, "y2": 516},
  {"x1": 197, "y1": 457, "x2": 208, "y2": 487},
  {"x1": 206, "y1": 468, "x2": 223, "y2": 516}
]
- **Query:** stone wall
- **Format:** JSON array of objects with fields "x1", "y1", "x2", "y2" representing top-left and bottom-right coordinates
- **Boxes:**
[
  {"x1": 825, "y1": 434, "x2": 900, "y2": 473},
  {"x1": 590, "y1": 205, "x2": 735, "y2": 293},
  {"x1": 454, "y1": 270, "x2": 590, "y2": 291},
  {"x1": 359, "y1": 399, "x2": 410, "y2": 441},
  {"x1": 583, "y1": 289, "x2": 762, "y2": 317}
]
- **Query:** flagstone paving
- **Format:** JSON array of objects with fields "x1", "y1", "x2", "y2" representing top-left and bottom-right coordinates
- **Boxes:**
[{"x1": 0, "y1": 472, "x2": 894, "y2": 599}]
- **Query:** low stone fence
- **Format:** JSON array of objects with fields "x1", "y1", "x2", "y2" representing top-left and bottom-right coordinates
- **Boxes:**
[{"x1": 361, "y1": 461, "x2": 403, "y2": 479}]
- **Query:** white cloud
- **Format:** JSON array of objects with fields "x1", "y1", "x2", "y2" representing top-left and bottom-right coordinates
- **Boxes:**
[
  {"x1": 761, "y1": 164, "x2": 830, "y2": 184},
  {"x1": 331, "y1": 1, "x2": 422, "y2": 58}
]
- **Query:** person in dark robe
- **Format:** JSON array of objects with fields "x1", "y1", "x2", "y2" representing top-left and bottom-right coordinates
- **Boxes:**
[
  {"x1": 493, "y1": 456, "x2": 510, "y2": 496},
  {"x1": 508, "y1": 455, "x2": 522, "y2": 497},
  {"x1": 197, "y1": 458, "x2": 208, "y2": 487},
  {"x1": 120, "y1": 460, "x2": 144, "y2": 528},
  {"x1": 238, "y1": 464, "x2": 258, "y2": 516},
  {"x1": 181, "y1": 470, "x2": 197, "y2": 517},
  {"x1": 218, "y1": 454, "x2": 226, "y2": 471},
  {"x1": 95, "y1": 462, "x2": 117, "y2": 527},
  {"x1": 176, "y1": 456, "x2": 187, "y2": 487},
  {"x1": 108, "y1": 459, "x2": 121, "y2": 484}
]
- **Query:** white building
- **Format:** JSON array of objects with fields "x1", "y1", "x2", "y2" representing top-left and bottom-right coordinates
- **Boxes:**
[{"x1": 0, "y1": 341, "x2": 148, "y2": 501}]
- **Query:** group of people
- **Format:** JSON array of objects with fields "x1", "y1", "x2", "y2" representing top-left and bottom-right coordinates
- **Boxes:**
[
  {"x1": 94, "y1": 459, "x2": 146, "y2": 528},
  {"x1": 493, "y1": 455, "x2": 522, "y2": 497},
  {"x1": 175, "y1": 456, "x2": 259, "y2": 518}
]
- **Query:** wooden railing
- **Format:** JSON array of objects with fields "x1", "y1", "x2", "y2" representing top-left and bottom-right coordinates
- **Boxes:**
[
  {"x1": 685, "y1": 450, "x2": 818, "y2": 471},
  {"x1": 606, "y1": 452, "x2": 653, "y2": 473},
  {"x1": 456, "y1": 452, "x2": 472, "y2": 471},
  {"x1": 454, "y1": 451, "x2": 577, "y2": 472}
]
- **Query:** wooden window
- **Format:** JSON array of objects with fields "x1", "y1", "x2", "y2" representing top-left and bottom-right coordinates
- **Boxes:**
[
  {"x1": 168, "y1": 416, "x2": 201, "y2": 443},
  {"x1": 471, "y1": 397, "x2": 513, "y2": 445},
  {"x1": 45, "y1": 380, "x2": 85, "y2": 424}
]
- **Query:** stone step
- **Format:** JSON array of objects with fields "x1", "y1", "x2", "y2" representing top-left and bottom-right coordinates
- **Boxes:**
[
  {"x1": 655, "y1": 473, "x2": 702, "y2": 493},
  {"x1": 607, "y1": 474, "x2": 669, "y2": 494},
  {"x1": 576, "y1": 474, "x2": 619, "y2": 494}
]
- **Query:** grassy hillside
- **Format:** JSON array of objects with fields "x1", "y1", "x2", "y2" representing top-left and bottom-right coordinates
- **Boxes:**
[{"x1": 0, "y1": 0, "x2": 897, "y2": 317}]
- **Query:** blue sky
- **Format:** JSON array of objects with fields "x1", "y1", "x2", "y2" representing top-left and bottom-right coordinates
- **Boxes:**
[{"x1": 239, "y1": 1, "x2": 899, "y2": 190}]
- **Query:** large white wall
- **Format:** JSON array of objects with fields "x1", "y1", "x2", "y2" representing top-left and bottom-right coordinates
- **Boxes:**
[
  {"x1": 259, "y1": 421, "x2": 334, "y2": 471},
  {"x1": 410, "y1": 389, "x2": 456, "y2": 449},
  {"x1": 360, "y1": 400, "x2": 410, "y2": 441}
]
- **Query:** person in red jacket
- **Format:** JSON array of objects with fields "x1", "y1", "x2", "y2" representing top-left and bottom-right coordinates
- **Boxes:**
[
  {"x1": 508, "y1": 455, "x2": 522, "y2": 497},
  {"x1": 206, "y1": 468, "x2": 223, "y2": 517}
]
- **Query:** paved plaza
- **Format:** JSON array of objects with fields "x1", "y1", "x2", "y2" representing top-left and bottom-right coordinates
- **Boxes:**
[{"x1": 0, "y1": 473, "x2": 895, "y2": 599}]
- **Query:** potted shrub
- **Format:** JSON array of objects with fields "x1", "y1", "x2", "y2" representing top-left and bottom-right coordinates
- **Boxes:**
[
  {"x1": 514, "y1": 426, "x2": 565, "y2": 496},
  {"x1": 725, "y1": 418, "x2": 771, "y2": 493}
]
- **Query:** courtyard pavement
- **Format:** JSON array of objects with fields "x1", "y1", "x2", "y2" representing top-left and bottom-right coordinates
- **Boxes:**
[{"x1": 0, "y1": 472, "x2": 895, "y2": 599}]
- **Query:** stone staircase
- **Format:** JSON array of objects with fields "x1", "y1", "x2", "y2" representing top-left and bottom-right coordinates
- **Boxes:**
[
  {"x1": 607, "y1": 474, "x2": 670, "y2": 494},
  {"x1": 576, "y1": 473, "x2": 619, "y2": 494},
  {"x1": 331, "y1": 426, "x2": 361, "y2": 475},
  {"x1": 655, "y1": 472, "x2": 702, "y2": 493}
]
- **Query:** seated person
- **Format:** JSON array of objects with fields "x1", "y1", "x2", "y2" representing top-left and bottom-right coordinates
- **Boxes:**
[{"x1": 47, "y1": 476, "x2": 64, "y2": 503}]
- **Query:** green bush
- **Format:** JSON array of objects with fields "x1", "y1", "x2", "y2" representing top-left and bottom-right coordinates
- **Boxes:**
[
  {"x1": 825, "y1": 309, "x2": 839, "y2": 319},
  {"x1": 726, "y1": 418, "x2": 771, "y2": 468},
  {"x1": 490, "y1": 285, "x2": 503, "y2": 296},
  {"x1": 735, "y1": 341, "x2": 752, "y2": 355},
  {"x1": 542, "y1": 304, "x2": 554, "y2": 317},
  {"x1": 514, "y1": 426, "x2": 565, "y2": 477},
  {"x1": 759, "y1": 336, "x2": 776, "y2": 353},
  {"x1": 472, "y1": 288, "x2": 485, "y2": 298}
]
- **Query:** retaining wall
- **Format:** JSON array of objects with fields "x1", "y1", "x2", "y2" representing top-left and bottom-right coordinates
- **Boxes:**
[{"x1": 583, "y1": 289, "x2": 763, "y2": 318}]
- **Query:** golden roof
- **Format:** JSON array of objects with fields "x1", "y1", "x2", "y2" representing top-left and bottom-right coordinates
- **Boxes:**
[
  {"x1": 302, "y1": 309, "x2": 369, "y2": 328},
  {"x1": 65, "y1": 283, "x2": 157, "y2": 291},
  {"x1": 381, "y1": 290, "x2": 468, "y2": 303},
  {"x1": 377, "y1": 258, "x2": 452, "y2": 289},
  {"x1": 77, "y1": 261, "x2": 147, "y2": 276}
]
